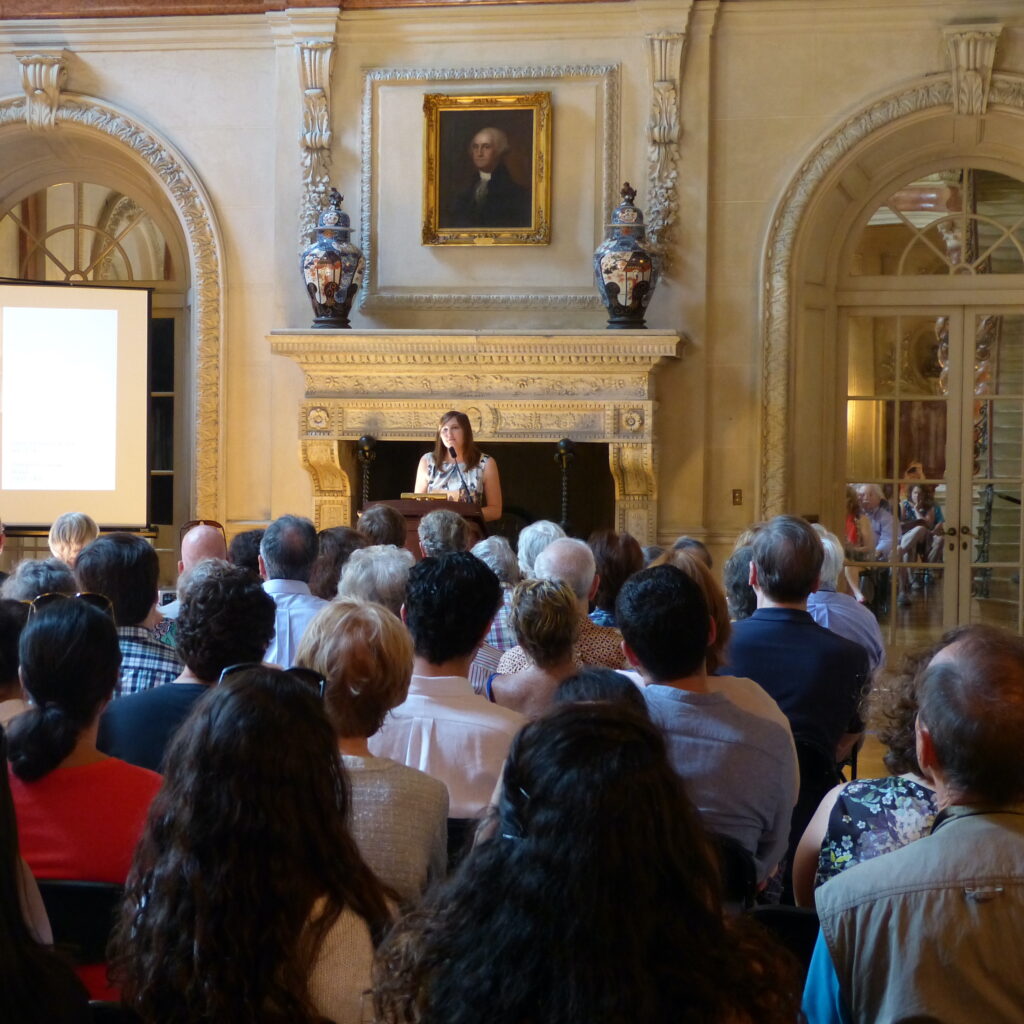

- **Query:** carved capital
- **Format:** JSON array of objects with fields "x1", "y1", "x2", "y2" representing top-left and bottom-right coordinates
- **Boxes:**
[
  {"x1": 16, "y1": 51, "x2": 68, "y2": 132},
  {"x1": 645, "y1": 31, "x2": 686, "y2": 258},
  {"x1": 944, "y1": 24, "x2": 1002, "y2": 116},
  {"x1": 297, "y1": 38, "x2": 336, "y2": 247}
]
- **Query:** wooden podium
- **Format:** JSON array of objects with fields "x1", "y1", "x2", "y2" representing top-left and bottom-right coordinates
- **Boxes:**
[{"x1": 362, "y1": 498, "x2": 485, "y2": 558}]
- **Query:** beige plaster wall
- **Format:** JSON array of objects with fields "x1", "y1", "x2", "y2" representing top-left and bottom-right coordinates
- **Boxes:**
[{"x1": 2, "y1": 0, "x2": 1024, "y2": 566}]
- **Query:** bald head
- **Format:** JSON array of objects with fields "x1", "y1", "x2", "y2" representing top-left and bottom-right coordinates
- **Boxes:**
[
  {"x1": 180, "y1": 524, "x2": 228, "y2": 575},
  {"x1": 534, "y1": 538, "x2": 597, "y2": 605}
]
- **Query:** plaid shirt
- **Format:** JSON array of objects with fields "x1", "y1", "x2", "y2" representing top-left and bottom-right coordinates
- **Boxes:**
[
  {"x1": 116, "y1": 625, "x2": 182, "y2": 698},
  {"x1": 497, "y1": 616, "x2": 628, "y2": 673},
  {"x1": 484, "y1": 585, "x2": 517, "y2": 652}
]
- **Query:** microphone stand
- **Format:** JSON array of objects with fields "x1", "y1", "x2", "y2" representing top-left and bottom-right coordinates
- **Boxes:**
[{"x1": 448, "y1": 445, "x2": 472, "y2": 503}]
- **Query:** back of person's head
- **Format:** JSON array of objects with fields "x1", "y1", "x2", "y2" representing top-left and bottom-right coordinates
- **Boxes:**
[
  {"x1": 554, "y1": 667, "x2": 648, "y2": 716},
  {"x1": 918, "y1": 624, "x2": 1024, "y2": 804},
  {"x1": 723, "y1": 544, "x2": 756, "y2": 620},
  {"x1": 373, "y1": 702, "x2": 737, "y2": 1024},
  {"x1": 297, "y1": 600, "x2": 414, "y2": 739},
  {"x1": 308, "y1": 526, "x2": 368, "y2": 600},
  {"x1": 516, "y1": 520, "x2": 565, "y2": 578},
  {"x1": 472, "y1": 535, "x2": 522, "y2": 586},
  {"x1": 337, "y1": 545, "x2": 415, "y2": 616},
  {"x1": 588, "y1": 529, "x2": 643, "y2": 613},
  {"x1": 0, "y1": 558, "x2": 76, "y2": 603},
  {"x1": 650, "y1": 548, "x2": 731, "y2": 673},
  {"x1": 641, "y1": 544, "x2": 665, "y2": 567},
  {"x1": 750, "y1": 515, "x2": 823, "y2": 603},
  {"x1": 75, "y1": 532, "x2": 159, "y2": 626},
  {"x1": 259, "y1": 515, "x2": 318, "y2": 582},
  {"x1": 179, "y1": 523, "x2": 227, "y2": 574},
  {"x1": 358, "y1": 504, "x2": 408, "y2": 548},
  {"x1": 672, "y1": 535, "x2": 713, "y2": 569},
  {"x1": 113, "y1": 665, "x2": 390, "y2": 1023},
  {"x1": 7, "y1": 599, "x2": 120, "y2": 782},
  {"x1": 0, "y1": 600, "x2": 29, "y2": 696},
  {"x1": 616, "y1": 565, "x2": 710, "y2": 681},
  {"x1": 176, "y1": 563, "x2": 276, "y2": 683},
  {"x1": 811, "y1": 525, "x2": 845, "y2": 589},
  {"x1": 533, "y1": 537, "x2": 595, "y2": 601},
  {"x1": 418, "y1": 509, "x2": 469, "y2": 557},
  {"x1": 47, "y1": 512, "x2": 99, "y2": 567},
  {"x1": 227, "y1": 528, "x2": 264, "y2": 576},
  {"x1": 509, "y1": 579, "x2": 578, "y2": 670},
  {"x1": 405, "y1": 553, "x2": 500, "y2": 664}
]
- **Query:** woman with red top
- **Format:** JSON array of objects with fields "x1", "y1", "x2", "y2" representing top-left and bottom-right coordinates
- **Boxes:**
[{"x1": 6, "y1": 596, "x2": 162, "y2": 1000}]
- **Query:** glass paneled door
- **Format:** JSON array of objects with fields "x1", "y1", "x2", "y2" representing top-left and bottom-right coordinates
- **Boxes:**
[{"x1": 843, "y1": 308, "x2": 1024, "y2": 650}]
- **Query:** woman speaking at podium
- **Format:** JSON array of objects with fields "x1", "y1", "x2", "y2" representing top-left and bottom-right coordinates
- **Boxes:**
[{"x1": 414, "y1": 410, "x2": 503, "y2": 522}]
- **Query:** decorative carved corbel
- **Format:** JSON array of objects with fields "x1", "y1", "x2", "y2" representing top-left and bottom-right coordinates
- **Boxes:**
[
  {"x1": 15, "y1": 51, "x2": 68, "y2": 132},
  {"x1": 609, "y1": 441, "x2": 657, "y2": 540},
  {"x1": 943, "y1": 24, "x2": 1002, "y2": 117},
  {"x1": 645, "y1": 31, "x2": 686, "y2": 256},
  {"x1": 301, "y1": 439, "x2": 351, "y2": 530},
  {"x1": 298, "y1": 39, "x2": 336, "y2": 248}
]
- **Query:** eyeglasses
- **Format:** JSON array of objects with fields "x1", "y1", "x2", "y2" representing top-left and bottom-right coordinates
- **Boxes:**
[
  {"x1": 28, "y1": 591, "x2": 114, "y2": 617},
  {"x1": 217, "y1": 662, "x2": 325, "y2": 698},
  {"x1": 179, "y1": 519, "x2": 226, "y2": 549}
]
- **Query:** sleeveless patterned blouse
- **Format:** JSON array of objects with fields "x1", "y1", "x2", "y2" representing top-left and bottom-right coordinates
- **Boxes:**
[{"x1": 423, "y1": 452, "x2": 490, "y2": 505}]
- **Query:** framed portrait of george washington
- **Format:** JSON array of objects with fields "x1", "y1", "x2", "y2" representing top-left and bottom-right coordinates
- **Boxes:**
[{"x1": 422, "y1": 92, "x2": 552, "y2": 246}]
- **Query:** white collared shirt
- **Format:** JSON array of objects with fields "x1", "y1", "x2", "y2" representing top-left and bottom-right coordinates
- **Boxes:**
[
  {"x1": 369, "y1": 674, "x2": 526, "y2": 819},
  {"x1": 262, "y1": 578, "x2": 327, "y2": 668}
]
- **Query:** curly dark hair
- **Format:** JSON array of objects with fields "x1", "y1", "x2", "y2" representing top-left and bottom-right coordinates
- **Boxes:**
[
  {"x1": 373, "y1": 703, "x2": 800, "y2": 1024},
  {"x1": 111, "y1": 666, "x2": 391, "y2": 1023},
  {"x1": 175, "y1": 564, "x2": 276, "y2": 681},
  {"x1": 308, "y1": 526, "x2": 369, "y2": 601}
]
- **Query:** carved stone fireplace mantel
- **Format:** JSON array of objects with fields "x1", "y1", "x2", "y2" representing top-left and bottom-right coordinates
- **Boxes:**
[{"x1": 268, "y1": 329, "x2": 681, "y2": 541}]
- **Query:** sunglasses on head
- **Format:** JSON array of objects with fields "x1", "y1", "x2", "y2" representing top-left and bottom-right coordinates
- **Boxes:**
[
  {"x1": 179, "y1": 519, "x2": 226, "y2": 549},
  {"x1": 217, "y1": 662, "x2": 325, "y2": 698},
  {"x1": 28, "y1": 591, "x2": 114, "y2": 617}
]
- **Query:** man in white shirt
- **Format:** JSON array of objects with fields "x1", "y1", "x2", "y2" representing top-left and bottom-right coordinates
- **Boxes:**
[
  {"x1": 370, "y1": 551, "x2": 526, "y2": 819},
  {"x1": 259, "y1": 515, "x2": 326, "y2": 667}
]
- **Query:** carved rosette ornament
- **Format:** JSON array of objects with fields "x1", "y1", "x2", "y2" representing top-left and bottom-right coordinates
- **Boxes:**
[
  {"x1": 15, "y1": 51, "x2": 67, "y2": 132},
  {"x1": 944, "y1": 24, "x2": 1002, "y2": 117},
  {"x1": 298, "y1": 39, "x2": 336, "y2": 249},
  {"x1": 645, "y1": 31, "x2": 686, "y2": 258}
]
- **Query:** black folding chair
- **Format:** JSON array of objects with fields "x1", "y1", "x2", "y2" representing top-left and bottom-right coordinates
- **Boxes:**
[{"x1": 37, "y1": 880, "x2": 124, "y2": 966}]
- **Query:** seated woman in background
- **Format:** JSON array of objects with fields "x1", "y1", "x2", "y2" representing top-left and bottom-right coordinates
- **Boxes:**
[
  {"x1": 484, "y1": 579, "x2": 580, "y2": 719},
  {"x1": 111, "y1": 665, "x2": 392, "y2": 1024},
  {"x1": 308, "y1": 526, "x2": 369, "y2": 601},
  {"x1": 587, "y1": 529, "x2": 643, "y2": 627},
  {"x1": 414, "y1": 410, "x2": 502, "y2": 522},
  {"x1": 0, "y1": 724, "x2": 91, "y2": 1024},
  {"x1": 6, "y1": 596, "x2": 162, "y2": 1000},
  {"x1": 373, "y1": 703, "x2": 800, "y2": 1024},
  {"x1": 791, "y1": 637, "x2": 950, "y2": 907},
  {"x1": 296, "y1": 601, "x2": 448, "y2": 906},
  {"x1": 47, "y1": 512, "x2": 99, "y2": 568}
]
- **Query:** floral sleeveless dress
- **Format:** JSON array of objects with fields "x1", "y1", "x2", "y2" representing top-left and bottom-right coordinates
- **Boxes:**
[{"x1": 424, "y1": 452, "x2": 490, "y2": 505}]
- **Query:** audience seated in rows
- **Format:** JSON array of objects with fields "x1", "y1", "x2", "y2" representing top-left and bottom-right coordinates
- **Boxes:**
[
  {"x1": 308, "y1": 526, "x2": 368, "y2": 601},
  {"x1": 586, "y1": 528, "x2": 642, "y2": 628},
  {"x1": 499, "y1": 537, "x2": 628, "y2": 672},
  {"x1": 47, "y1": 511, "x2": 99, "y2": 568},
  {"x1": 0, "y1": 601, "x2": 29, "y2": 727},
  {"x1": 1, "y1": 557, "x2": 75, "y2": 602},
  {"x1": 803, "y1": 625, "x2": 1024, "y2": 1022},
  {"x1": 76, "y1": 534, "x2": 182, "y2": 697},
  {"x1": 337, "y1": 544, "x2": 415, "y2": 617},
  {"x1": 111, "y1": 666, "x2": 392, "y2": 1024},
  {"x1": 515, "y1": 519, "x2": 564, "y2": 578},
  {"x1": 619, "y1": 564, "x2": 798, "y2": 883},
  {"x1": 373, "y1": 702, "x2": 800, "y2": 1023},
  {"x1": 259, "y1": 515, "x2": 327, "y2": 667},
  {"x1": 672, "y1": 534, "x2": 713, "y2": 569},
  {"x1": 98, "y1": 561, "x2": 276, "y2": 772},
  {"x1": 792, "y1": 636, "x2": 949, "y2": 907},
  {"x1": 484, "y1": 578, "x2": 580, "y2": 718},
  {"x1": 471, "y1": 535, "x2": 521, "y2": 650},
  {"x1": 369, "y1": 553, "x2": 525, "y2": 819},
  {"x1": 159, "y1": 521, "x2": 227, "y2": 619},
  {"x1": 358, "y1": 503, "x2": 408, "y2": 548},
  {"x1": 7, "y1": 597, "x2": 162, "y2": 998},
  {"x1": 297, "y1": 600, "x2": 448, "y2": 905}
]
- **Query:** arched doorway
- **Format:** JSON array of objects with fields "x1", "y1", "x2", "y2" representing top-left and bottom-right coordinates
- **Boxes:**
[{"x1": 764, "y1": 76, "x2": 1024, "y2": 648}]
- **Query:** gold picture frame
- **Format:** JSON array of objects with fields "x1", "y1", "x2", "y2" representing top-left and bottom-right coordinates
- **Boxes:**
[{"x1": 422, "y1": 92, "x2": 552, "y2": 246}]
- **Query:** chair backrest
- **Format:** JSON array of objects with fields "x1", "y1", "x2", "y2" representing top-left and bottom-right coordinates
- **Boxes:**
[
  {"x1": 38, "y1": 880, "x2": 124, "y2": 966},
  {"x1": 748, "y1": 905, "x2": 820, "y2": 982},
  {"x1": 709, "y1": 832, "x2": 757, "y2": 912}
]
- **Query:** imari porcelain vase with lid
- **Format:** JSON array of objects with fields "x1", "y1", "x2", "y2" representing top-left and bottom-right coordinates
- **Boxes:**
[{"x1": 300, "y1": 187, "x2": 365, "y2": 329}]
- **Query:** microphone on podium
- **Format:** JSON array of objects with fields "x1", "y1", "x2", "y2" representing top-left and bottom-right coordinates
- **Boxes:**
[{"x1": 448, "y1": 446, "x2": 472, "y2": 502}]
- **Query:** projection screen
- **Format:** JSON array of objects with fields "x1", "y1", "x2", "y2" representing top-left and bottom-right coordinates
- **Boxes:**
[{"x1": 0, "y1": 282, "x2": 150, "y2": 528}]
